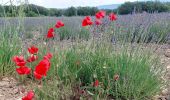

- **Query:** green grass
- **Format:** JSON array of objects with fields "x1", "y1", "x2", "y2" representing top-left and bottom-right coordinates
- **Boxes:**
[
  {"x1": 0, "y1": 26, "x2": 21, "y2": 76},
  {"x1": 57, "y1": 26, "x2": 90, "y2": 40},
  {"x1": 35, "y1": 41, "x2": 164, "y2": 100}
]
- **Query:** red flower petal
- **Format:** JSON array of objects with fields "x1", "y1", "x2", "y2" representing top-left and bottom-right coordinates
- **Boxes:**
[
  {"x1": 34, "y1": 71, "x2": 43, "y2": 80},
  {"x1": 47, "y1": 28, "x2": 55, "y2": 38},
  {"x1": 55, "y1": 20, "x2": 64, "y2": 28},
  {"x1": 28, "y1": 46, "x2": 38, "y2": 54},
  {"x1": 95, "y1": 19, "x2": 102, "y2": 25},
  {"x1": 109, "y1": 13, "x2": 117, "y2": 21},
  {"x1": 13, "y1": 56, "x2": 26, "y2": 67},
  {"x1": 82, "y1": 16, "x2": 93, "y2": 27},
  {"x1": 34, "y1": 59, "x2": 51, "y2": 80},
  {"x1": 22, "y1": 90, "x2": 34, "y2": 100},
  {"x1": 16, "y1": 66, "x2": 31, "y2": 75},
  {"x1": 27, "y1": 55, "x2": 38, "y2": 63},
  {"x1": 55, "y1": 24, "x2": 60, "y2": 28},
  {"x1": 93, "y1": 80, "x2": 99, "y2": 87},
  {"x1": 95, "y1": 10, "x2": 106, "y2": 19},
  {"x1": 43, "y1": 52, "x2": 53, "y2": 60}
]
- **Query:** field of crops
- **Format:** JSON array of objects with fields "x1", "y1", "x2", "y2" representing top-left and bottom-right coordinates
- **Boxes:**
[{"x1": 0, "y1": 12, "x2": 170, "y2": 100}]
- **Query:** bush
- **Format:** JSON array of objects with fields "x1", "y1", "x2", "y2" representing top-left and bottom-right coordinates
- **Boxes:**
[{"x1": 39, "y1": 42, "x2": 164, "y2": 100}]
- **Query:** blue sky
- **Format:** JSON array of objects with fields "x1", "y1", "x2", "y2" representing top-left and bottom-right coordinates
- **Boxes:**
[{"x1": 1, "y1": 0, "x2": 169, "y2": 8}]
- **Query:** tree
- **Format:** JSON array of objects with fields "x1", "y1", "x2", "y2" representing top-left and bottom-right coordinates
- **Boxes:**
[
  {"x1": 49, "y1": 8, "x2": 63, "y2": 16},
  {"x1": 118, "y1": 1, "x2": 169, "y2": 14},
  {"x1": 64, "y1": 7, "x2": 77, "y2": 16}
]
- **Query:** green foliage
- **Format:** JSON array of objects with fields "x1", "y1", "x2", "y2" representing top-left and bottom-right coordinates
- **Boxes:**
[
  {"x1": 0, "y1": 27, "x2": 21, "y2": 76},
  {"x1": 79, "y1": 28, "x2": 90, "y2": 40},
  {"x1": 25, "y1": 11, "x2": 38, "y2": 17},
  {"x1": 118, "y1": 1, "x2": 169, "y2": 14},
  {"x1": 57, "y1": 26, "x2": 90, "y2": 40},
  {"x1": 48, "y1": 8, "x2": 63, "y2": 16},
  {"x1": 57, "y1": 27, "x2": 71, "y2": 40},
  {"x1": 27, "y1": 4, "x2": 49, "y2": 16},
  {"x1": 149, "y1": 22, "x2": 170, "y2": 43},
  {"x1": 1, "y1": 1, "x2": 170, "y2": 17},
  {"x1": 77, "y1": 7, "x2": 98, "y2": 16},
  {"x1": 35, "y1": 79, "x2": 73, "y2": 100},
  {"x1": 64, "y1": 7, "x2": 77, "y2": 16},
  {"x1": 38, "y1": 42, "x2": 164, "y2": 100}
]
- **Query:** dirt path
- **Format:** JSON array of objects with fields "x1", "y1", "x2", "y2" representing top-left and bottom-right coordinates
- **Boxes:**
[{"x1": 0, "y1": 77, "x2": 26, "y2": 100}]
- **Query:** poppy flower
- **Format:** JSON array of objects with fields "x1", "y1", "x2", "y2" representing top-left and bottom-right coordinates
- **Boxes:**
[
  {"x1": 16, "y1": 66, "x2": 31, "y2": 75},
  {"x1": 33, "y1": 71, "x2": 43, "y2": 80},
  {"x1": 13, "y1": 56, "x2": 26, "y2": 67},
  {"x1": 47, "y1": 28, "x2": 55, "y2": 38},
  {"x1": 34, "y1": 59, "x2": 50, "y2": 80},
  {"x1": 27, "y1": 55, "x2": 38, "y2": 62},
  {"x1": 109, "y1": 13, "x2": 117, "y2": 21},
  {"x1": 43, "y1": 52, "x2": 53, "y2": 60},
  {"x1": 114, "y1": 74, "x2": 119, "y2": 81},
  {"x1": 82, "y1": 16, "x2": 93, "y2": 27},
  {"x1": 55, "y1": 20, "x2": 64, "y2": 28},
  {"x1": 28, "y1": 46, "x2": 38, "y2": 54},
  {"x1": 95, "y1": 10, "x2": 106, "y2": 19},
  {"x1": 22, "y1": 90, "x2": 34, "y2": 100},
  {"x1": 95, "y1": 19, "x2": 102, "y2": 25},
  {"x1": 93, "y1": 80, "x2": 99, "y2": 87}
]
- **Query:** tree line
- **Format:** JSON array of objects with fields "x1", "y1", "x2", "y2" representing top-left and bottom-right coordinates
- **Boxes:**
[
  {"x1": 0, "y1": 1, "x2": 169, "y2": 17},
  {"x1": 118, "y1": 1, "x2": 170, "y2": 14}
]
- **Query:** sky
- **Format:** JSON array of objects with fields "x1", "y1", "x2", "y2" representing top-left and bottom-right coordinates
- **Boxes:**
[{"x1": 0, "y1": 0, "x2": 169, "y2": 8}]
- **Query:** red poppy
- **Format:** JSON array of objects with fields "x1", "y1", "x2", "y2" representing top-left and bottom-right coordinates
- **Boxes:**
[
  {"x1": 34, "y1": 71, "x2": 43, "y2": 80},
  {"x1": 22, "y1": 90, "x2": 34, "y2": 100},
  {"x1": 95, "y1": 19, "x2": 102, "y2": 25},
  {"x1": 55, "y1": 20, "x2": 64, "y2": 28},
  {"x1": 82, "y1": 16, "x2": 93, "y2": 27},
  {"x1": 114, "y1": 74, "x2": 119, "y2": 81},
  {"x1": 27, "y1": 55, "x2": 38, "y2": 62},
  {"x1": 13, "y1": 56, "x2": 26, "y2": 66},
  {"x1": 43, "y1": 52, "x2": 53, "y2": 60},
  {"x1": 28, "y1": 46, "x2": 38, "y2": 54},
  {"x1": 47, "y1": 28, "x2": 55, "y2": 38},
  {"x1": 93, "y1": 80, "x2": 99, "y2": 87},
  {"x1": 16, "y1": 66, "x2": 31, "y2": 75},
  {"x1": 95, "y1": 10, "x2": 106, "y2": 19},
  {"x1": 34, "y1": 59, "x2": 50, "y2": 80},
  {"x1": 109, "y1": 13, "x2": 117, "y2": 21}
]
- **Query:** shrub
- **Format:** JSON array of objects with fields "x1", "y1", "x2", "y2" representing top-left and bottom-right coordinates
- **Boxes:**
[{"x1": 39, "y1": 42, "x2": 164, "y2": 100}]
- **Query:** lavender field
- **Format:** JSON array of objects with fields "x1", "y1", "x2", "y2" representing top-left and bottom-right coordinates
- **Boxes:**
[
  {"x1": 0, "y1": 13, "x2": 170, "y2": 43},
  {"x1": 0, "y1": 11, "x2": 170, "y2": 100}
]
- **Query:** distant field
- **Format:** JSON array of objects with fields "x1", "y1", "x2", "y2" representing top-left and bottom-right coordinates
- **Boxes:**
[{"x1": 0, "y1": 13, "x2": 169, "y2": 43}]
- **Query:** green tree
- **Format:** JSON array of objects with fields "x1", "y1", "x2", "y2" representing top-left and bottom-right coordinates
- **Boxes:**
[
  {"x1": 49, "y1": 8, "x2": 63, "y2": 16},
  {"x1": 64, "y1": 7, "x2": 77, "y2": 16}
]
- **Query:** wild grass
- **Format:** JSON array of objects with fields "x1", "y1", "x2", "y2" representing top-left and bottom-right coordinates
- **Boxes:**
[
  {"x1": 34, "y1": 40, "x2": 164, "y2": 100},
  {"x1": 0, "y1": 1, "x2": 169, "y2": 100}
]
